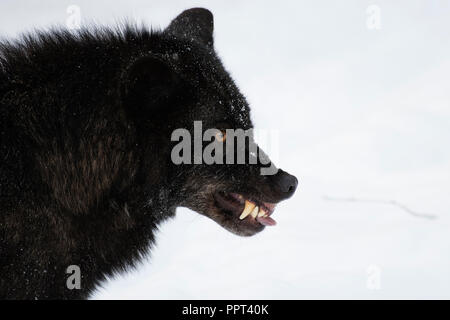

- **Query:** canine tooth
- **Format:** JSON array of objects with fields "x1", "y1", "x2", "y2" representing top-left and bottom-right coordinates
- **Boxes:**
[
  {"x1": 250, "y1": 206, "x2": 259, "y2": 218},
  {"x1": 239, "y1": 200, "x2": 255, "y2": 220},
  {"x1": 258, "y1": 208, "x2": 267, "y2": 217}
]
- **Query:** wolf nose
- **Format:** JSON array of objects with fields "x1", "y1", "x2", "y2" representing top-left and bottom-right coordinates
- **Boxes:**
[{"x1": 272, "y1": 169, "x2": 298, "y2": 200}]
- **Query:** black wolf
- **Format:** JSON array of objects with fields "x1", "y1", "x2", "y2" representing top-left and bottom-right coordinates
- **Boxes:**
[{"x1": 0, "y1": 8, "x2": 297, "y2": 299}]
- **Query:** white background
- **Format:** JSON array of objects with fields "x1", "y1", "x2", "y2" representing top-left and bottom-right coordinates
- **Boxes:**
[{"x1": 1, "y1": 0, "x2": 449, "y2": 299}]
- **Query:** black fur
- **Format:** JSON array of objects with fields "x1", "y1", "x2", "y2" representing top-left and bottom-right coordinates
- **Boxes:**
[{"x1": 0, "y1": 8, "x2": 297, "y2": 299}]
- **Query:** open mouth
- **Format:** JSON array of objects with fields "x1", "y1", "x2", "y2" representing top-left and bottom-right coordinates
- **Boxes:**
[{"x1": 213, "y1": 192, "x2": 277, "y2": 227}]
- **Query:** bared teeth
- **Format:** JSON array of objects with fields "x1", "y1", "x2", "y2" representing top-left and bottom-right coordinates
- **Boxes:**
[
  {"x1": 239, "y1": 200, "x2": 272, "y2": 221},
  {"x1": 239, "y1": 200, "x2": 255, "y2": 220},
  {"x1": 250, "y1": 206, "x2": 259, "y2": 218},
  {"x1": 257, "y1": 208, "x2": 267, "y2": 217}
]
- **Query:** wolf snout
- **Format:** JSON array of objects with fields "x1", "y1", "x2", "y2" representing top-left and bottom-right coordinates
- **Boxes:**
[{"x1": 270, "y1": 169, "x2": 298, "y2": 200}]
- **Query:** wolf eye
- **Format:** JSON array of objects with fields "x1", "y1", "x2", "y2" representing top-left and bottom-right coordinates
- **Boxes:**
[{"x1": 215, "y1": 130, "x2": 226, "y2": 142}]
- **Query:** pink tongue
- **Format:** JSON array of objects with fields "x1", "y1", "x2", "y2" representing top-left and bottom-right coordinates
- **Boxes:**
[{"x1": 256, "y1": 216, "x2": 277, "y2": 226}]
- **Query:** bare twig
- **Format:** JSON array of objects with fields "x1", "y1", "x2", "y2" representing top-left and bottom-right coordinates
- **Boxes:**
[{"x1": 323, "y1": 196, "x2": 437, "y2": 220}]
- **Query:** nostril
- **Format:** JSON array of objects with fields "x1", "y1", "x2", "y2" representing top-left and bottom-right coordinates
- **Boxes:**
[
  {"x1": 286, "y1": 175, "x2": 298, "y2": 194},
  {"x1": 273, "y1": 171, "x2": 298, "y2": 198}
]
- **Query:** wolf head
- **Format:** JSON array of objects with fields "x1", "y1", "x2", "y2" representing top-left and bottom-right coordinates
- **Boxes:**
[{"x1": 122, "y1": 8, "x2": 298, "y2": 236}]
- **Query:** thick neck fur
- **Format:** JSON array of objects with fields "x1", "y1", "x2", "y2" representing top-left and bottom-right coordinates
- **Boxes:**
[{"x1": 0, "y1": 26, "x2": 177, "y2": 299}]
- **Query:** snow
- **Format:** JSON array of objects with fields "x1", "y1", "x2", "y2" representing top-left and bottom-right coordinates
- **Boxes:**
[{"x1": 2, "y1": 0, "x2": 449, "y2": 299}]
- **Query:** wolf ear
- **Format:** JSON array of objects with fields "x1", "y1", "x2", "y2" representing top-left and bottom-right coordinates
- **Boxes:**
[
  {"x1": 165, "y1": 8, "x2": 214, "y2": 47},
  {"x1": 121, "y1": 56, "x2": 180, "y2": 120}
]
